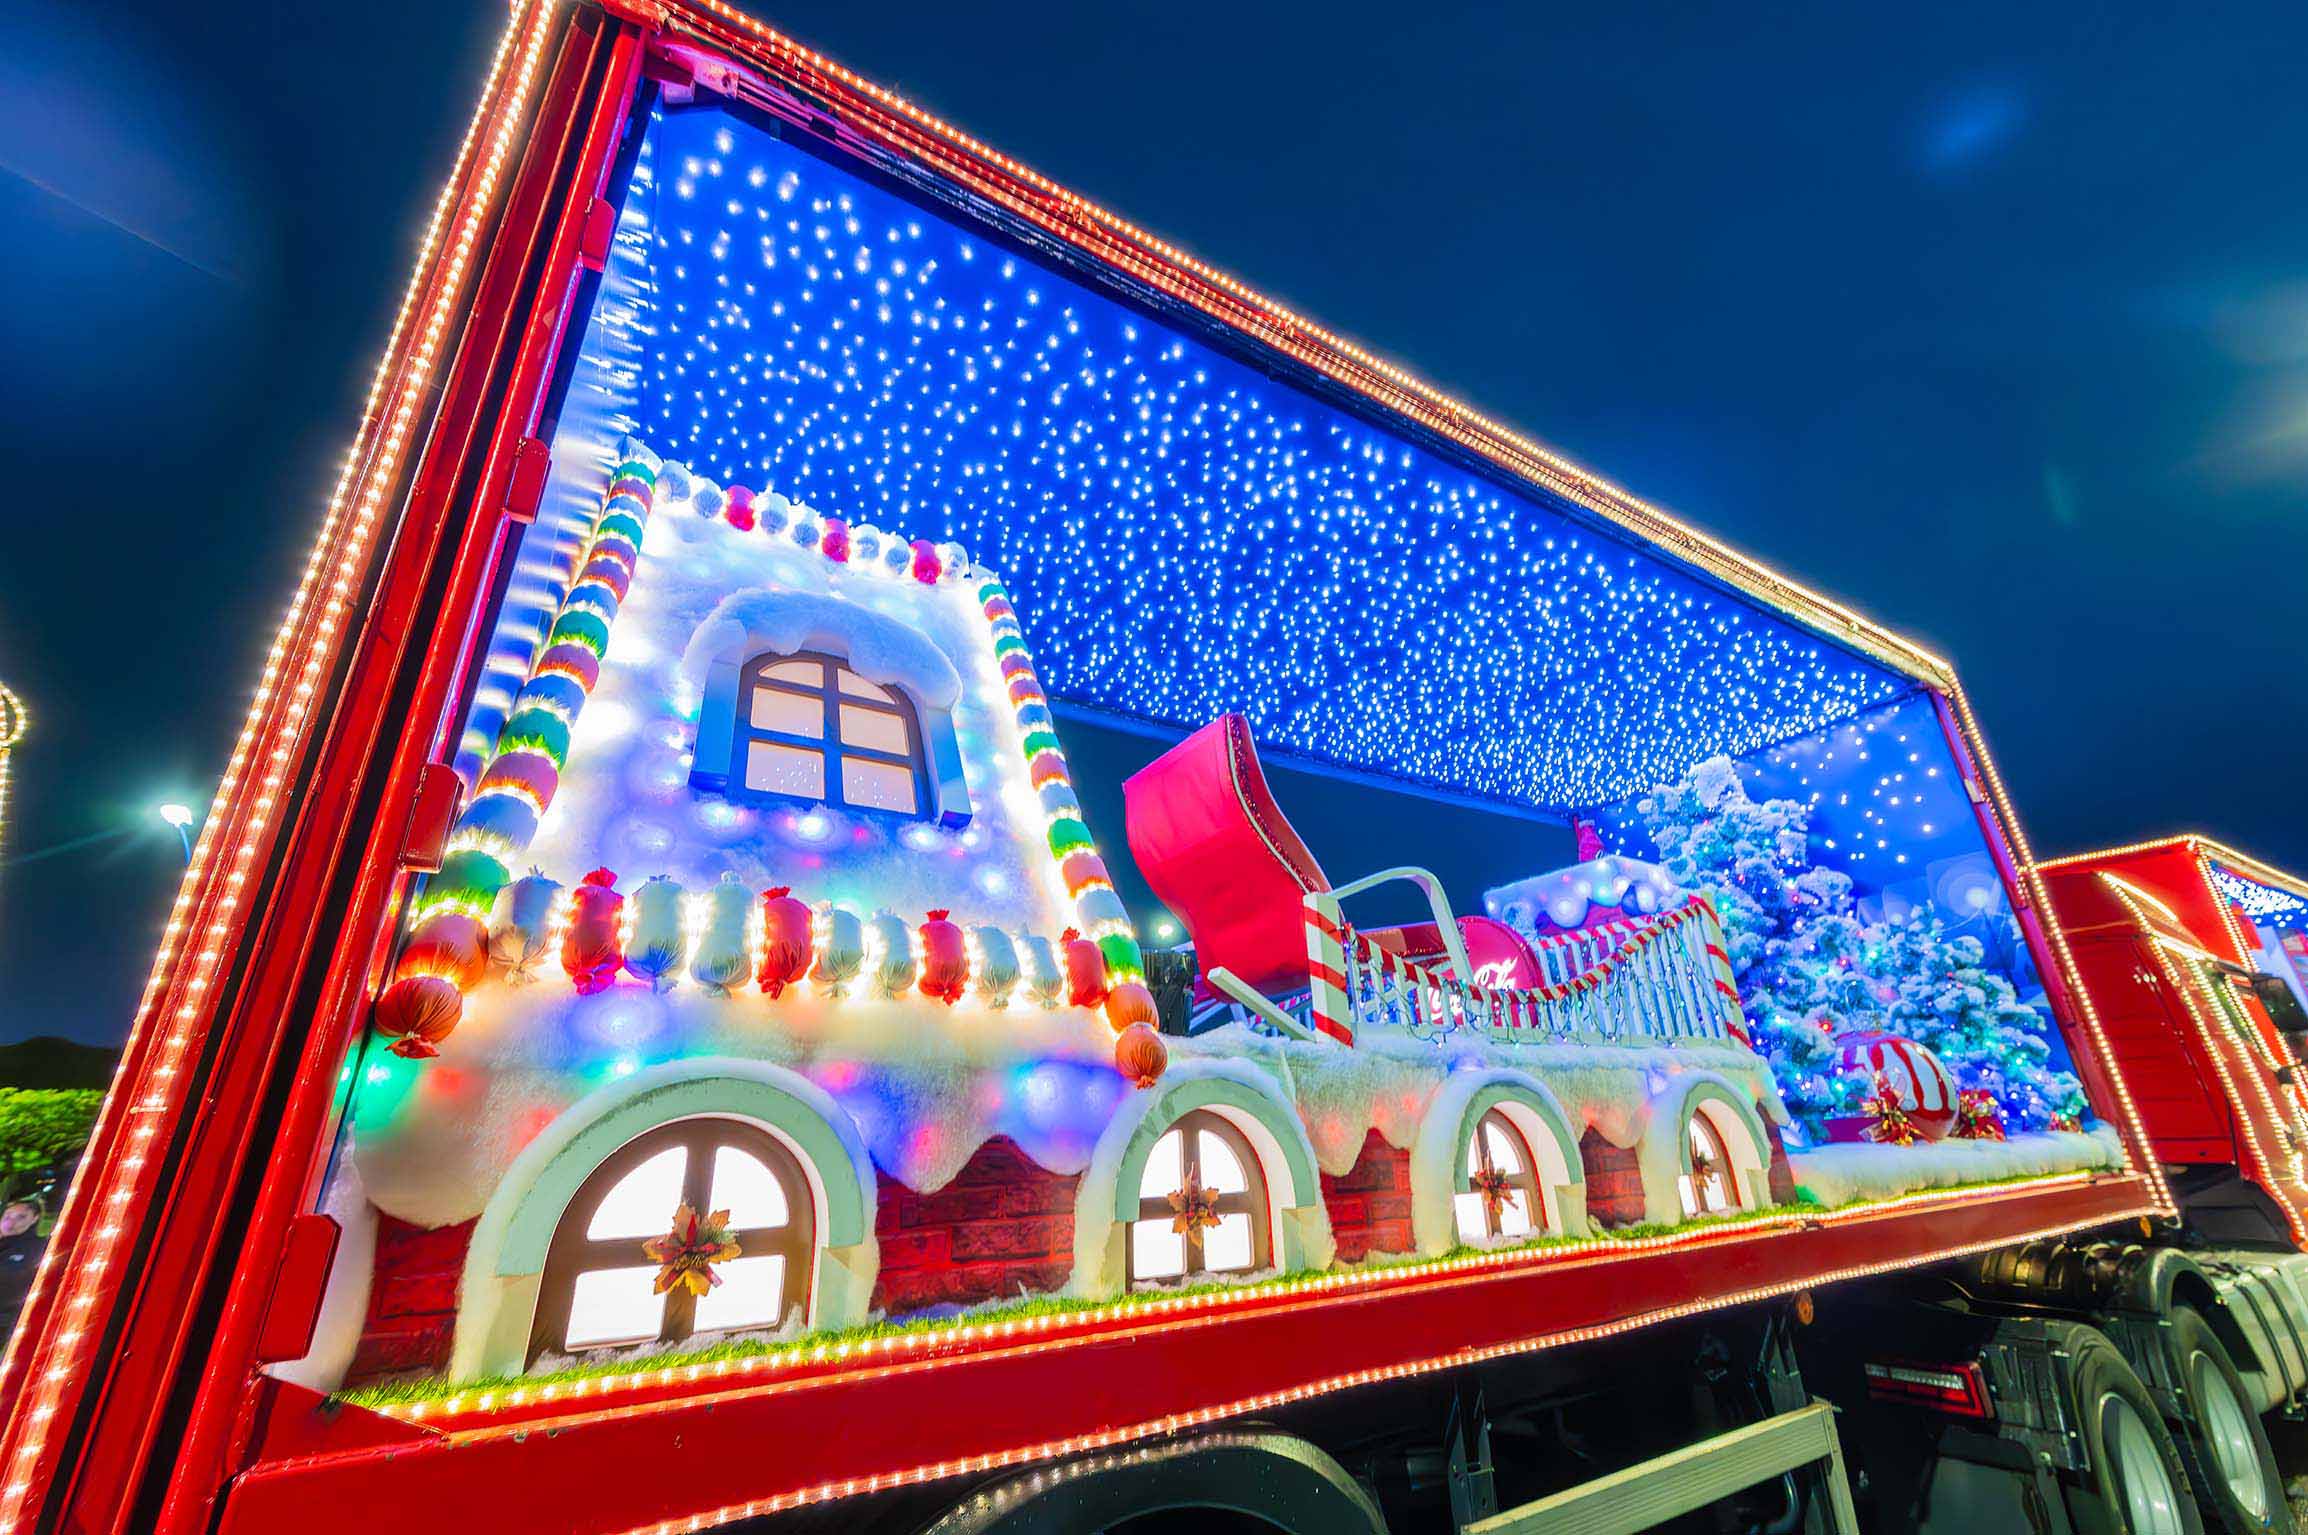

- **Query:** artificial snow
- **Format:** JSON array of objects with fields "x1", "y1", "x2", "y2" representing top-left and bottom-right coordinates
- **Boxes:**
[{"x1": 1788, "y1": 1127, "x2": 2122, "y2": 1209}]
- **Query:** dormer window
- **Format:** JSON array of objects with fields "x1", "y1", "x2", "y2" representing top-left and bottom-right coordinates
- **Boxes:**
[
  {"x1": 684, "y1": 588, "x2": 973, "y2": 827},
  {"x1": 736, "y1": 651, "x2": 930, "y2": 817}
]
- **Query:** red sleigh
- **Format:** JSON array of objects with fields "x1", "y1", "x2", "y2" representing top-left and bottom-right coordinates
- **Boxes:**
[{"x1": 1123, "y1": 714, "x2": 1547, "y2": 1039}]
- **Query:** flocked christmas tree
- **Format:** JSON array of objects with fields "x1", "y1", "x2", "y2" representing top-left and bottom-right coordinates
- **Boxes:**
[{"x1": 1634, "y1": 756, "x2": 2083, "y2": 1141}]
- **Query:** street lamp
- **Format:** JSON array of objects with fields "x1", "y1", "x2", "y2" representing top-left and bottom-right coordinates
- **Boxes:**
[{"x1": 158, "y1": 803, "x2": 195, "y2": 864}]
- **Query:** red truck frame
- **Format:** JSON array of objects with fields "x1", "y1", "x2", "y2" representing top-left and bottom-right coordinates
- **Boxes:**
[{"x1": 0, "y1": 5, "x2": 2174, "y2": 1532}]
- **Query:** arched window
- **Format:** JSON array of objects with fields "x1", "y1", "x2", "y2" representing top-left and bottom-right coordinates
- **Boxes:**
[
  {"x1": 1678, "y1": 1111, "x2": 1740, "y2": 1218},
  {"x1": 531, "y1": 1119, "x2": 814, "y2": 1361},
  {"x1": 1130, "y1": 1109, "x2": 1270, "y2": 1284},
  {"x1": 730, "y1": 650, "x2": 931, "y2": 819},
  {"x1": 1454, "y1": 1107, "x2": 1543, "y2": 1242}
]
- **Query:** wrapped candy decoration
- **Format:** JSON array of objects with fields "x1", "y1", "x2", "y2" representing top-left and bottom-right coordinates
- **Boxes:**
[
  {"x1": 535, "y1": 641, "x2": 602, "y2": 693},
  {"x1": 399, "y1": 912, "x2": 488, "y2": 990},
  {"x1": 909, "y1": 538, "x2": 941, "y2": 584},
  {"x1": 935, "y1": 541, "x2": 968, "y2": 579},
  {"x1": 578, "y1": 553, "x2": 634, "y2": 603},
  {"x1": 869, "y1": 911, "x2": 916, "y2": 997},
  {"x1": 970, "y1": 926, "x2": 1019, "y2": 1008},
  {"x1": 688, "y1": 872, "x2": 752, "y2": 995},
  {"x1": 499, "y1": 707, "x2": 572, "y2": 768},
  {"x1": 1029, "y1": 756, "x2": 1069, "y2": 791},
  {"x1": 1061, "y1": 928, "x2": 1108, "y2": 1009},
  {"x1": 918, "y1": 910, "x2": 967, "y2": 1004},
  {"x1": 476, "y1": 752, "x2": 559, "y2": 809},
  {"x1": 374, "y1": 974, "x2": 462, "y2": 1059},
  {"x1": 562, "y1": 868, "x2": 625, "y2": 995},
  {"x1": 426, "y1": 847, "x2": 510, "y2": 918},
  {"x1": 723, "y1": 484, "x2": 756, "y2": 531},
  {"x1": 1059, "y1": 850, "x2": 1110, "y2": 894},
  {"x1": 1020, "y1": 934, "x2": 1063, "y2": 1008},
  {"x1": 820, "y1": 517, "x2": 850, "y2": 562},
  {"x1": 454, "y1": 793, "x2": 539, "y2": 858},
  {"x1": 626, "y1": 876, "x2": 687, "y2": 992},
  {"x1": 1097, "y1": 932, "x2": 1144, "y2": 979},
  {"x1": 656, "y1": 459, "x2": 694, "y2": 505},
  {"x1": 850, "y1": 523, "x2": 885, "y2": 565},
  {"x1": 1103, "y1": 981, "x2": 1158, "y2": 1034},
  {"x1": 1834, "y1": 1032, "x2": 1956, "y2": 1142},
  {"x1": 489, "y1": 869, "x2": 561, "y2": 980},
  {"x1": 691, "y1": 477, "x2": 725, "y2": 521},
  {"x1": 878, "y1": 536, "x2": 911, "y2": 578},
  {"x1": 514, "y1": 671, "x2": 589, "y2": 719},
  {"x1": 812, "y1": 904, "x2": 865, "y2": 991},
  {"x1": 758, "y1": 492, "x2": 792, "y2": 538},
  {"x1": 1078, "y1": 889, "x2": 1132, "y2": 930},
  {"x1": 790, "y1": 502, "x2": 822, "y2": 550},
  {"x1": 757, "y1": 885, "x2": 814, "y2": 999},
  {"x1": 1115, "y1": 1022, "x2": 1167, "y2": 1089}
]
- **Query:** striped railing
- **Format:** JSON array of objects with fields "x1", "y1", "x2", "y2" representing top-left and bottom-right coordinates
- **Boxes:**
[{"x1": 1305, "y1": 893, "x2": 1747, "y2": 1048}]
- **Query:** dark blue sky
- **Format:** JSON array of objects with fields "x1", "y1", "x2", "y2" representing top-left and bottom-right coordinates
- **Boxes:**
[{"x1": 0, "y1": 0, "x2": 2301, "y2": 1045}]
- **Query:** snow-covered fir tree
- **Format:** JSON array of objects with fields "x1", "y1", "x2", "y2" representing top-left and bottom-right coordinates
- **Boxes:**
[{"x1": 1634, "y1": 756, "x2": 2082, "y2": 1139}]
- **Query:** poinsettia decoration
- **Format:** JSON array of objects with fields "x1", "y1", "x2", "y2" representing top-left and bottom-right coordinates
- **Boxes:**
[
  {"x1": 643, "y1": 1204, "x2": 741, "y2": 1297},
  {"x1": 1470, "y1": 1164, "x2": 1516, "y2": 1223},
  {"x1": 1689, "y1": 1144, "x2": 1720, "y2": 1202},
  {"x1": 2049, "y1": 1112, "x2": 2082, "y2": 1134},
  {"x1": 1860, "y1": 1071, "x2": 1920, "y2": 1146},
  {"x1": 1952, "y1": 1088, "x2": 2007, "y2": 1141},
  {"x1": 1167, "y1": 1175, "x2": 1222, "y2": 1236}
]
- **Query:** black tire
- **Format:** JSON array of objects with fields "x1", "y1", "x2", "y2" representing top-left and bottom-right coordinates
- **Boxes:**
[
  {"x1": 2160, "y1": 1308, "x2": 2288, "y2": 1534},
  {"x1": 2058, "y1": 1322, "x2": 2206, "y2": 1535},
  {"x1": 919, "y1": 1429, "x2": 1387, "y2": 1535}
]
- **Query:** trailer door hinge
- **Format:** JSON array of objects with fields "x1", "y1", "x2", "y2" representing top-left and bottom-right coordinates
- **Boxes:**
[
  {"x1": 255, "y1": 1214, "x2": 342, "y2": 1364},
  {"x1": 576, "y1": 197, "x2": 618, "y2": 274},
  {"x1": 400, "y1": 764, "x2": 465, "y2": 874},
  {"x1": 505, "y1": 436, "x2": 552, "y2": 525}
]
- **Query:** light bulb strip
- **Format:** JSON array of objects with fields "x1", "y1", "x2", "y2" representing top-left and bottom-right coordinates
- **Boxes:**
[
  {"x1": 323, "y1": 1189, "x2": 2143, "y2": 1535},
  {"x1": 1942, "y1": 685, "x2": 2176, "y2": 1218},
  {"x1": 381, "y1": 1165, "x2": 2124, "y2": 1428},
  {"x1": 659, "y1": 0, "x2": 1956, "y2": 697},
  {"x1": 2103, "y1": 877, "x2": 2308, "y2": 1244},
  {"x1": 0, "y1": 4, "x2": 559, "y2": 1526}
]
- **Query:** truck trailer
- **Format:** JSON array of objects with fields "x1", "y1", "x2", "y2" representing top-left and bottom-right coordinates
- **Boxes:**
[{"x1": 0, "y1": 5, "x2": 2297, "y2": 1534}]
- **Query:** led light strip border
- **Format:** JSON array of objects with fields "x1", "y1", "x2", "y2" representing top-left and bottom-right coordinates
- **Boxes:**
[
  {"x1": 1945, "y1": 685, "x2": 2177, "y2": 1218},
  {"x1": 577, "y1": 1194, "x2": 2136, "y2": 1535},
  {"x1": 0, "y1": 4, "x2": 560, "y2": 1526},
  {"x1": 0, "y1": 684, "x2": 23, "y2": 877},
  {"x1": 2101, "y1": 876, "x2": 2308, "y2": 1245},
  {"x1": 664, "y1": 0, "x2": 1957, "y2": 694},
  {"x1": 381, "y1": 1165, "x2": 2119, "y2": 1425}
]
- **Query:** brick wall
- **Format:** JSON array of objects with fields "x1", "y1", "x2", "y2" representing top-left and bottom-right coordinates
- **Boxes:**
[
  {"x1": 872, "y1": 1135, "x2": 1078, "y2": 1315},
  {"x1": 1322, "y1": 1129, "x2": 1414, "y2": 1263},
  {"x1": 1580, "y1": 1127, "x2": 1647, "y2": 1228},
  {"x1": 347, "y1": 1213, "x2": 474, "y2": 1384}
]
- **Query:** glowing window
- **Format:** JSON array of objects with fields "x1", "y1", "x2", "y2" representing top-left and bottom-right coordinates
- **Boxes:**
[
  {"x1": 730, "y1": 650, "x2": 930, "y2": 819},
  {"x1": 1129, "y1": 1110, "x2": 1270, "y2": 1285},
  {"x1": 533, "y1": 1120, "x2": 814, "y2": 1362},
  {"x1": 1677, "y1": 1111, "x2": 1741, "y2": 1218},
  {"x1": 1453, "y1": 1108, "x2": 1543, "y2": 1243}
]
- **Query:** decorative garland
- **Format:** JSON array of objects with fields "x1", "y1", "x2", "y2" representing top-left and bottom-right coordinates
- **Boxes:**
[
  {"x1": 374, "y1": 441, "x2": 658, "y2": 1058},
  {"x1": 372, "y1": 439, "x2": 1164, "y2": 1088},
  {"x1": 1353, "y1": 895, "x2": 1714, "y2": 1005}
]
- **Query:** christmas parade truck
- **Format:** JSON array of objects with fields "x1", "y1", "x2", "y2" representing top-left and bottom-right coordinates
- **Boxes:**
[{"x1": 0, "y1": 4, "x2": 2287, "y2": 1534}]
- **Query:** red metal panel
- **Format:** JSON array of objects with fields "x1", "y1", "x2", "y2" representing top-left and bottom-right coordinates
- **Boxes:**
[{"x1": 214, "y1": 1175, "x2": 2151, "y2": 1535}]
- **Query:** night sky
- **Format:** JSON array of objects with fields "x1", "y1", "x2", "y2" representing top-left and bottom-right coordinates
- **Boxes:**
[{"x1": 1, "y1": 0, "x2": 2302, "y2": 1046}]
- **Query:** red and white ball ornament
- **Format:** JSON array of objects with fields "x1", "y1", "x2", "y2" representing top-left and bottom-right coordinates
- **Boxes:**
[{"x1": 1832, "y1": 1032, "x2": 1957, "y2": 1142}]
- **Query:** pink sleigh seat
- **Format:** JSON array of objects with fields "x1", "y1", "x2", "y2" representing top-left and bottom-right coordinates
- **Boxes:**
[{"x1": 1123, "y1": 715, "x2": 1543, "y2": 1023}]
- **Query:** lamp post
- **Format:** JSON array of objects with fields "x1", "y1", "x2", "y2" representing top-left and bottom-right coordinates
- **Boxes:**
[{"x1": 157, "y1": 803, "x2": 195, "y2": 865}]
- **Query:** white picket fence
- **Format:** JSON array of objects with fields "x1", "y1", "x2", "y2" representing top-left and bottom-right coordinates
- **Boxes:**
[{"x1": 1304, "y1": 894, "x2": 1747, "y2": 1047}]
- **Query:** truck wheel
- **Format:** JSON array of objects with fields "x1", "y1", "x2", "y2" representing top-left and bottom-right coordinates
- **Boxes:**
[
  {"x1": 2060, "y1": 1324, "x2": 2204, "y2": 1535},
  {"x1": 919, "y1": 1429, "x2": 1387, "y2": 1535},
  {"x1": 2161, "y1": 1308, "x2": 2285, "y2": 1533}
]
